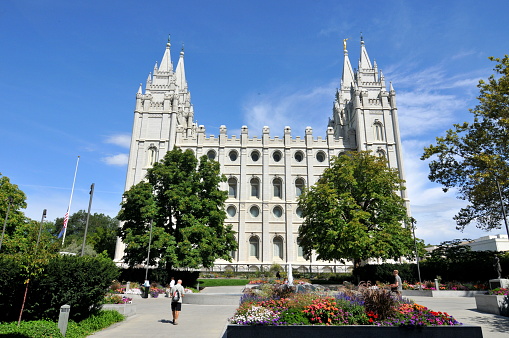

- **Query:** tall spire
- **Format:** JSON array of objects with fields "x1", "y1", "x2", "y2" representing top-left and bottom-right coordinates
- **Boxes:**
[
  {"x1": 159, "y1": 35, "x2": 173, "y2": 73},
  {"x1": 341, "y1": 38, "x2": 355, "y2": 90},
  {"x1": 359, "y1": 34, "x2": 372, "y2": 70},
  {"x1": 175, "y1": 43, "x2": 187, "y2": 90}
]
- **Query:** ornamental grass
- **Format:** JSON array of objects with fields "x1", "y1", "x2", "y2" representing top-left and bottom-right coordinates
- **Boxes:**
[{"x1": 230, "y1": 285, "x2": 460, "y2": 327}]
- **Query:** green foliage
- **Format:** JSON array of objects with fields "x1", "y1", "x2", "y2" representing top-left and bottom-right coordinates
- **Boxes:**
[
  {"x1": 53, "y1": 210, "x2": 119, "y2": 259},
  {"x1": 422, "y1": 55, "x2": 509, "y2": 231},
  {"x1": 0, "y1": 310, "x2": 125, "y2": 338},
  {"x1": 0, "y1": 173, "x2": 28, "y2": 240},
  {"x1": 279, "y1": 307, "x2": 311, "y2": 324},
  {"x1": 118, "y1": 147, "x2": 238, "y2": 269},
  {"x1": 197, "y1": 278, "x2": 250, "y2": 287},
  {"x1": 298, "y1": 151, "x2": 414, "y2": 267}
]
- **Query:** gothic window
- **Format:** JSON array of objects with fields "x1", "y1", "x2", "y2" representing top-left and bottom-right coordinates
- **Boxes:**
[
  {"x1": 229, "y1": 150, "x2": 238, "y2": 161},
  {"x1": 272, "y1": 150, "x2": 282, "y2": 162},
  {"x1": 207, "y1": 150, "x2": 216, "y2": 160},
  {"x1": 249, "y1": 205, "x2": 260, "y2": 217},
  {"x1": 374, "y1": 122, "x2": 384, "y2": 141},
  {"x1": 147, "y1": 146, "x2": 157, "y2": 166},
  {"x1": 250, "y1": 177, "x2": 260, "y2": 198},
  {"x1": 295, "y1": 178, "x2": 305, "y2": 197},
  {"x1": 227, "y1": 205, "x2": 237, "y2": 217},
  {"x1": 297, "y1": 238, "x2": 304, "y2": 258},
  {"x1": 294, "y1": 151, "x2": 304, "y2": 162},
  {"x1": 273, "y1": 236, "x2": 283, "y2": 260},
  {"x1": 316, "y1": 151, "x2": 326, "y2": 163},
  {"x1": 249, "y1": 236, "x2": 259, "y2": 258},
  {"x1": 228, "y1": 177, "x2": 237, "y2": 198},
  {"x1": 273, "y1": 178, "x2": 283, "y2": 198},
  {"x1": 251, "y1": 150, "x2": 260, "y2": 162},
  {"x1": 273, "y1": 206, "x2": 283, "y2": 218}
]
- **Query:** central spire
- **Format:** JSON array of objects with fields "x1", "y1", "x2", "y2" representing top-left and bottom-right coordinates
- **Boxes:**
[{"x1": 159, "y1": 34, "x2": 173, "y2": 73}]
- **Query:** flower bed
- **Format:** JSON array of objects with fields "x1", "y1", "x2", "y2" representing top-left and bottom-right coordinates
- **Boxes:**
[{"x1": 227, "y1": 284, "x2": 482, "y2": 337}]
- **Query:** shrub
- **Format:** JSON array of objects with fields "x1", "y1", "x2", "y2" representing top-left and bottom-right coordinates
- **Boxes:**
[{"x1": 361, "y1": 288, "x2": 398, "y2": 320}]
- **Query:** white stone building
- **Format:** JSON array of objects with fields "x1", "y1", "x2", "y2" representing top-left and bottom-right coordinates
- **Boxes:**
[
  {"x1": 466, "y1": 234, "x2": 509, "y2": 252},
  {"x1": 114, "y1": 37, "x2": 409, "y2": 273}
]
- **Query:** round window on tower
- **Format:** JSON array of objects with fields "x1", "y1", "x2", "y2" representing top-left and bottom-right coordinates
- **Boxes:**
[
  {"x1": 229, "y1": 150, "x2": 238, "y2": 161},
  {"x1": 316, "y1": 151, "x2": 326, "y2": 163},
  {"x1": 273, "y1": 150, "x2": 282, "y2": 162}
]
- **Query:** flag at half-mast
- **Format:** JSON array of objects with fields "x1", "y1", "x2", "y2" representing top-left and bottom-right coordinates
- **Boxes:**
[{"x1": 58, "y1": 156, "x2": 80, "y2": 243}]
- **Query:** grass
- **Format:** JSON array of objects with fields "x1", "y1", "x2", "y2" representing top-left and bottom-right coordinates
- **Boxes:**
[{"x1": 197, "y1": 278, "x2": 249, "y2": 287}]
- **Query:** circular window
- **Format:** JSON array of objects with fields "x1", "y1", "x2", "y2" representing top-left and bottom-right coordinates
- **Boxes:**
[
  {"x1": 249, "y1": 205, "x2": 260, "y2": 217},
  {"x1": 229, "y1": 150, "x2": 238, "y2": 161},
  {"x1": 296, "y1": 207, "x2": 303, "y2": 218},
  {"x1": 207, "y1": 150, "x2": 216, "y2": 160},
  {"x1": 273, "y1": 151, "x2": 282, "y2": 162},
  {"x1": 251, "y1": 151, "x2": 260, "y2": 162},
  {"x1": 294, "y1": 151, "x2": 304, "y2": 162},
  {"x1": 316, "y1": 151, "x2": 326, "y2": 163},
  {"x1": 273, "y1": 206, "x2": 283, "y2": 218},
  {"x1": 227, "y1": 205, "x2": 237, "y2": 217}
]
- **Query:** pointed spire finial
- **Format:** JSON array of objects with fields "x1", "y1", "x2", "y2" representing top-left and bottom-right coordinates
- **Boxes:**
[
  {"x1": 343, "y1": 38, "x2": 348, "y2": 52},
  {"x1": 167, "y1": 34, "x2": 171, "y2": 47},
  {"x1": 138, "y1": 83, "x2": 142, "y2": 94},
  {"x1": 360, "y1": 32, "x2": 364, "y2": 44},
  {"x1": 181, "y1": 42, "x2": 185, "y2": 56}
]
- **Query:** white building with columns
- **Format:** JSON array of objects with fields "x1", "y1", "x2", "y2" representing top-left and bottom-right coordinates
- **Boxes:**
[{"x1": 114, "y1": 36, "x2": 409, "y2": 273}]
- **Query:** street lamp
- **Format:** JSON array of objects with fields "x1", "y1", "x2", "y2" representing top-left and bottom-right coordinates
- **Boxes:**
[
  {"x1": 145, "y1": 219, "x2": 153, "y2": 281},
  {"x1": 411, "y1": 218, "x2": 423, "y2": 289},
  {"x1": 0, "y1": 196, "x2": 13, "y2": 251}
]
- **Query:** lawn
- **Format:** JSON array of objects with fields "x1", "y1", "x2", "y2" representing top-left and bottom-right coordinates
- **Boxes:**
[{"x1": 197, "y1": 278, "x2": 249, "y2": 287}]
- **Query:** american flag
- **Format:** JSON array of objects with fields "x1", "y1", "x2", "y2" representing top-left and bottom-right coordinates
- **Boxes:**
[{"x1": 57, "y1": 210, "x2": 69, "y2": 239}]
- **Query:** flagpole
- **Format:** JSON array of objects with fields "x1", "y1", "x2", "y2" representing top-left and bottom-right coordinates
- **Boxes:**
[{"x1": 62, "y1": 156, "x2": 80, "y2": 246}]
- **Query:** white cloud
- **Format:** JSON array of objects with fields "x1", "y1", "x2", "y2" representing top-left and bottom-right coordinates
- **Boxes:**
[
  {"x1": 242, "y1": 83, "x2": 335, "y2": 137},
  {"x1": 105, "y1": 134, "x2": 131, "y2": 148},
  {"x1": 102, "y1": 154, "x2": 128, "y2": 166}
]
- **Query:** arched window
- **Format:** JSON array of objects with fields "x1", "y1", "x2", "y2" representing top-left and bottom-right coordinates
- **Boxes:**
[
  {"x1": 249, "y1": 205, "x2": 260, "y2": 217},
  {"x1": 251, "y1": 150, "x2": 260, "y2": 162},
  {"x1": 273, "y1": 178, "x2": 282, "y2": 198},
  {"x1": 148, "y1": 146, "x2": 157, "y2": 166},
  {"x1": 294, "y1": 151, "x2": 304, "y2": 162},
  {"x1": 250, "y1": 177, "x2": 260, "y2": 198},
  {"x1": 273, "y1": 236, "x2": 283, "y2": 260},
  {"x1": 374, "y1": 122, "x2": 384, "y2": 141},
  {"x1": 249, "y1": 236, "x2": 259, "y2": 259},
  {"x1": 229, "y1": 150, "x2": 238, "y2": 161},
  {"x1": 207, "y1": 149, "x2": 216, "y2": 160},
  {"x1": 316, "y1": 151, "x2": 326, "y2": 163},
  {"x1": 295, "y1": 178, "x2": 305, "y2": 197},
  {"x1": 297, "y1": 239, "x2": 304, "y2": 258},
  {"x1": 272, "y1": 150, "x2": 282, "y2": 162},
  {"x1": 228, "y1": 177, "x2": 237, "y2": 198},
  {"x1": 296, "y1": 207, "x2": 303, "y2": 218}
]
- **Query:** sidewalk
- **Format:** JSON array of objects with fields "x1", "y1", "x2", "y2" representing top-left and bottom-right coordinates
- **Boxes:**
[
  {"x1": 408, "y1": 296, "x2": 509, "y2": 338},
  {"x1": 89, "y1": 286, "x2": 509, "y2": 338},
  {"x1": 88, "y1": 286, "x2": 243, "y2": 338}
]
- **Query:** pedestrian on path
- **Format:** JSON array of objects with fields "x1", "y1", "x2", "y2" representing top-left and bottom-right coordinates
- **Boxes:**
[
  {"x1": 390, "y1": 270, "x2": 402, "y2": 295},
  {"x1": 170, "y1": 279, "x2": 185, "y2": 325}
]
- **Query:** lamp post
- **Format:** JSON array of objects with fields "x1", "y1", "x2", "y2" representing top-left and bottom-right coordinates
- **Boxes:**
[
  {"x1": 411, "y1": 218, "x2": 423, "y2": 289},
  {"x1": 0, "y1": 196, "x2": 13, "y2": 251},
  {"x1": 495, "y1": 180, "x2": 509, "y2": 238},
  {"x1": 145, "y1": 219, "x2": 153, "y2": 281},
  {"x1": 81, "y1": 183, "x2": 95, "y2": 257},
  {"x1": 35, "y1": 209, "x2": 47, "y2": 253}
]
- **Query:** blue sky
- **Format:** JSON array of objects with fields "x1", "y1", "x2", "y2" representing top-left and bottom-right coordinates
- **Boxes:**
[{"x1": 1, "y1": 0, "x2": 508, "y2": 245}]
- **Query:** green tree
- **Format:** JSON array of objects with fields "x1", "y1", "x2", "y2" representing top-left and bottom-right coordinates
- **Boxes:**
[
  {"x1": 297, "y1": 151, "x2": 415, "y2": 268},
  {"x1": 53, "y1": 210, "x2": 119, "y2": 258},
  {"x1": 117, "y1": 147, "x2": 237, "y2": 269},
  {"x1": 422, "y1": 56, "x2": 509, "y2": 232},
  {"x1": 0, "y1": 173, "x2": 28, "y2": 246}
]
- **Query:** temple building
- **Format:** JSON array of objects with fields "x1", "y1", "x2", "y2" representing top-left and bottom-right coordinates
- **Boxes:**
[{"x1": 114, "y1": 36, "x2": 409, "y2": 273}]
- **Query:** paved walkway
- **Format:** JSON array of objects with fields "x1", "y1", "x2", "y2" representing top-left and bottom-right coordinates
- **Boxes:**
[{"x1": 88, "y1": 286, "x2": 509, "y2": 338}]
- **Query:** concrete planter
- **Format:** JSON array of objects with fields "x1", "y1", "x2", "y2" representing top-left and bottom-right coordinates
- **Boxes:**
[
  {"x1": 102, "y1": 303, "x2": 136, "y2": 317},
  {"x1": 475, "y1": 294, "x2": 509, "y2": 316},
  {"x1": 402, "y1": 290, "x2": 486, "y2": 297},
  {"x1": 225, "y1": 324, "x2": 482, "y2": 337}
]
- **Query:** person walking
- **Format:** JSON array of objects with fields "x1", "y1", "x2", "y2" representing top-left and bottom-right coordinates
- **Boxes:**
[
  {"x1": 170, "y1": 279, "x2": 185, "y2": 325},
  {"x1": 390, "y1": 270, "x2": 402, "y2": 295}
]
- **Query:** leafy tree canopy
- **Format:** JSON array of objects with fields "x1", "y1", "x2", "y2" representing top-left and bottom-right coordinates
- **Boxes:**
[
  {"x1": 53, "y1": 210, "x2": 118, "y2": 258},
  {"x1": 422, "y1": 55, "x2": 509, "y2": 232},
  {"x1": 298, "y1": 151, "x2": 416, "y2": 267},
  {"x1": 117, "y1": 147, "x2": 237, "y2": 269},
  {"x1": 0, "y1": 173, "x2": 28, "y2": 237}
]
